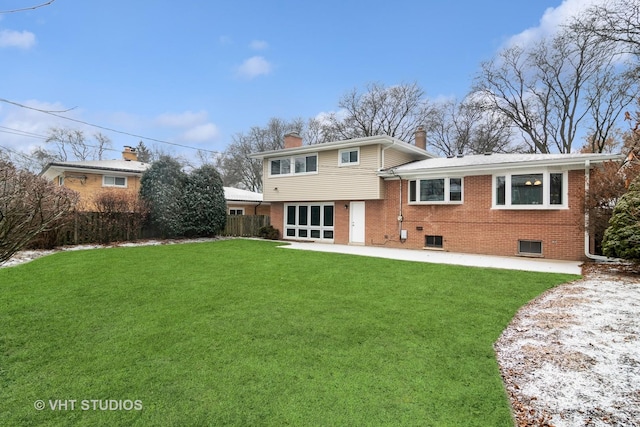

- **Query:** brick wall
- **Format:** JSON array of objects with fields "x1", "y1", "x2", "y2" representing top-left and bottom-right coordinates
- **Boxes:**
[
  {"x1": 267, "y1": 170, "x2": 588, "y2": 261},
  {"x1": 227, "y1": 203, "x2": 271, "y2": 216},
  {"x1": 61, "y1": 172, "x2": 142, "y2": 211},
  {"x1": 270, "y1": 203, "x2": 284, "y2": 239},
  {"x1": 371, "y1": 171, "x2": 587, "y2": 261}
]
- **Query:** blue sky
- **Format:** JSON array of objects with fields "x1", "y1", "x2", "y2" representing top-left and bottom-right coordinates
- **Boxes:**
[{"x1": 0, "y1": 0, "x2": 601, "y2": 161}]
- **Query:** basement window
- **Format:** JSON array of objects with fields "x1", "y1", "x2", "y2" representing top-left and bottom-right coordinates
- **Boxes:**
[
  {"x1": 518, "y1": 240, "x2": 543, "y2": 256},
  {"x1": 425, "y1": 235, "x2": 443, "y2": 249}
]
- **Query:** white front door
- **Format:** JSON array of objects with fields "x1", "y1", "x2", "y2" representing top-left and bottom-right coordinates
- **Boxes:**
[{"x1": 349, "y1": 201, "x2": 365, "y2": 244}]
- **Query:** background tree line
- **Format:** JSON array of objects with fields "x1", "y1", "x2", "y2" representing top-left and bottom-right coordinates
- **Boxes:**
[{"x1": 216, "y1": 0, "x2": 639, "y2": 192}]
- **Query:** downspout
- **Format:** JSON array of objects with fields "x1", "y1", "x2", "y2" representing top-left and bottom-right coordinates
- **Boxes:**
[
  {"x1": 381, "y1": 141, "x2": 404, "y2": 241},
  {"x1": 254, "y1": 200, "x2": 262, "y2": 215},
  {"x1": 398, "y1": 175, "x2": 404, "y2": 241},
  {"x1": 389, "y1": 168, "x2": 404, "y2": 241},
  {"x1": 584, "y1": 160, "x2": 615, "y2": 261}
]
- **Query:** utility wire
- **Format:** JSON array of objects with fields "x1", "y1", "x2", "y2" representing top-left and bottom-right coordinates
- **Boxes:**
[
  {"x1": 0, "y1": 125, "x2": 48, "y2": 140},
  {"x1": 0, "y1": 98, "x2": 221, "y2": 154},
  {"x1": 0, "y1": 0, "x2": 56, "y2": 14}
]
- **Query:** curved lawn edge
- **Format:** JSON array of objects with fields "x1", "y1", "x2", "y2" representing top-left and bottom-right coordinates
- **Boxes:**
[{"x1": 1, "y1": 239, "x2": 577, "y2": 426}]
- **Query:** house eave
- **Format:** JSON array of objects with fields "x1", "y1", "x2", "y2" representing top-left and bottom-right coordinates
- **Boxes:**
[
  {"x1": 41, "y1": 162, "x2": 148, "y2": 177},
  {"x1": 249, "y1": 135, "x2": 435, "y2": 160},
  {"x1": 379, "y1": 153, "x2": 625, "y2": 179}
]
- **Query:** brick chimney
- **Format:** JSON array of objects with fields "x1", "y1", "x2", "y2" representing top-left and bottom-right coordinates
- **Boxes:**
[
  {"x1": 283, "y1": 132, "x2": 303, "y2": 149},
  {"x1": 414, "y1": 126, "x2": 427, "y2": 150},
  {"x1": 122, "y1": 146, "x2": 138, "y2": 161}
]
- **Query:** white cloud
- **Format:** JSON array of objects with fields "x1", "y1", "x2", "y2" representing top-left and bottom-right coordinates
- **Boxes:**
[
  {"x1": 506, "y1": 0, "x2": 602, "y2": 47},
  {"x1": 153, "y1": 110, "x2": 220, "y2": 143},
  {"x1": 236, "y1": 56, "x2": 272, "y2": 79},
  {"x1": 180, "y1": 123, "x2": 219, "y2": 142},
  {"x1": 0, "y1": 29, "x2": 36, "y2": 49},
  {"x1": 0, "y1": 100, "x2": 86, "y2": 155},
  {"x1": 249, "y1": 39, "x2": 269, "y2": 50},
  {"x1": 155, "y1": 110, "x2": 209, "y2": 128}
]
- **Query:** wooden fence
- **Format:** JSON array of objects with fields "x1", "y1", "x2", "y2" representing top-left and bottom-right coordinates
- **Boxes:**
[
  {"x1": 221, "y1": 215, "x2": 270, "y2": 237},
  {"x1": 29, "y1": 213, "x2": 271, "y2": 249}
]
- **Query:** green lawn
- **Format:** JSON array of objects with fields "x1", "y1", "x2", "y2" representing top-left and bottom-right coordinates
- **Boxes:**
[{"x1": 0, "y1": 239, "x2": 578, "y2": 426}]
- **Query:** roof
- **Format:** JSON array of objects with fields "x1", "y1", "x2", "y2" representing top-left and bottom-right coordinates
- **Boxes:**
[
  {"x1": 40, "y1": 159, "x2": 150, "y2": 179},
  {"x1": 249, "y1": 135, "x2": 436, "y2": 160},
  {"x1": 224, "y1": 187, "x2": 263, "y2": 202},
  {"x1": 379, "y1": 152, "x2": 625, "y2": 178}
]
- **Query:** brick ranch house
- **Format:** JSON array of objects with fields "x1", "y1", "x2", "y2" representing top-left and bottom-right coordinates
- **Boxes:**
[
  {"x1": 224, "y1": 187, "x2": 270, "y2": 216},
  {"x1": 250, "y1": 131, "x2": 622, "y2": 261},
  {"x1": 41, "y1": 146, "x2": 262, "y2": 215},
  {"x1": 40, "y1": 146, "x2": 150, "y2": 210}
]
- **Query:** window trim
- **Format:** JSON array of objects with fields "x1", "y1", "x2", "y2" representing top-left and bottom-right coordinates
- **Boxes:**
[
  {"x1": 283, "y1": 203, "x2": 334, "y2": 242},
  {"x1": 408, "y1": 177, "x2": 463, "y2": 204},
  {"x1": 338, "y1": 148, "x2": 360, "y2": 166},
  {"x1": 269, "y1": 153, "x2": 318, "y2": 177},
  {"x1": 518, "y1": 240, "x2": 543, "y2": 257},
  {"x1": 492, "y1": 170, "x2": 568, "y2": 210},
  {"x1": 228, "y1": 208, "x2": 245, "y2": 215},
  {"x1": 102, "y1": 175, "x2": 127, "y2": 188},
  {"x1": 425, "y1": 235, "x2": 444, "y2": 249}
]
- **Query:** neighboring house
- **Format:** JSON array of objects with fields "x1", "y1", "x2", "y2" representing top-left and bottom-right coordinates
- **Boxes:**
[
  {"x1": 224, "y1": 187, "x2": 270, "y2": 215},
  {"x1": 250, "y1": 131, "x2": 623, "y2": 261},
  {"x1": 40, "y1": 146, "x2": 150, "y2": 210}
]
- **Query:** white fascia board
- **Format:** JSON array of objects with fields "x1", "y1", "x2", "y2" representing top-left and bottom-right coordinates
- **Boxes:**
[
  {"x1": 250, "y1": 135, "x2": 434, "y2": 159},
  {"x1": 380, "y1": 153, "x2": 625, "y2": 179}
]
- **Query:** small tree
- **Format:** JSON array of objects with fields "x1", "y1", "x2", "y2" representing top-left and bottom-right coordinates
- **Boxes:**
[
  {"x1": 139, "y1": 156, "x2": 186, "y2": 238},
  {"x1": 181, "y1": 165, "x2": 227, "y2": 237},
  {"x1": 0, "y1": 160, "x2": 79, "y2": 264},
  {"x1": 602, "y1": 176, "x2": 640, "y2": 261}
]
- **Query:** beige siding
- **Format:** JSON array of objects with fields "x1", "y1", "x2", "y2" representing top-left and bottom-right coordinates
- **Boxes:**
[
  {"x1": 263, "y1": 145, "x2": 384, "y2": 201},
  {"x1": 383, "y1": 147, "x2": 419, "y2": 169}
]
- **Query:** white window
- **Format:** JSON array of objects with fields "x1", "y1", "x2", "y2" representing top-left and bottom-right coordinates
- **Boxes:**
[
  {"x1": 58, "y1": 176, "x2": 64, "y2": 186},
  {"x1": 229, "y1": 208, "x2": 244, "y2": 215},
  {"x1": 284, "y1": 203, "x2": 334, "y2": 241},
  {"x1": 339, "y1": 148, "x2": 359, "y2": 166},
  {"x1": 103, "y1": 176, "x2": 127, "y2": 187},
  {"x1": 493, "y1": 171, "x2": 566, "y2": 209},
  {"x1": 408, "y1": 178, "x2": 463, "y2": 204},
  {"x1": 269, "y1": 154, "x2": 317, "y2": 176}
]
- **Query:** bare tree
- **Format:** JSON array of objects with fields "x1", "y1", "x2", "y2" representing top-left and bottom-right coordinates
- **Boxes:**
[
  {"x1": 93, "y1": 132, "x2": 112, "y2": 160},
  {"x1": 423, "y1": 97, "x2": 517, "y2": 156},
  {"x1": 44, "y1": 127, "x2": 113, "y2": 161},
  {"x1": 302, "y1": 116, "x2": 339, "y2": 145},
  {"x1": 475, "y1": 26, "x2": 637, "y2": 153},
  {"x1": 218, "y1": 118, "x2": 303, "y2": 192},
  {"x1": 0, "y1": 160, "x2": 78, "y2": 264},
  {"x1": 569, "y1": 0, "x2": 640, "y2": 56},
  {"x1": 326, "y1": 82, "x2": 429, "y2": 142}
]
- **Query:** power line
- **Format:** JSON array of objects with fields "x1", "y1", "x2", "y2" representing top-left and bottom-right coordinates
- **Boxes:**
[
  {"x1": 0, "y1": 98, "x2": 221, "y2": 154},
  {"x1": 0, "y1": 125, "x2": 48, "y2": 140},
  {"x1": 0, "y1": 0, "x2": 56, "y2": 14}
]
